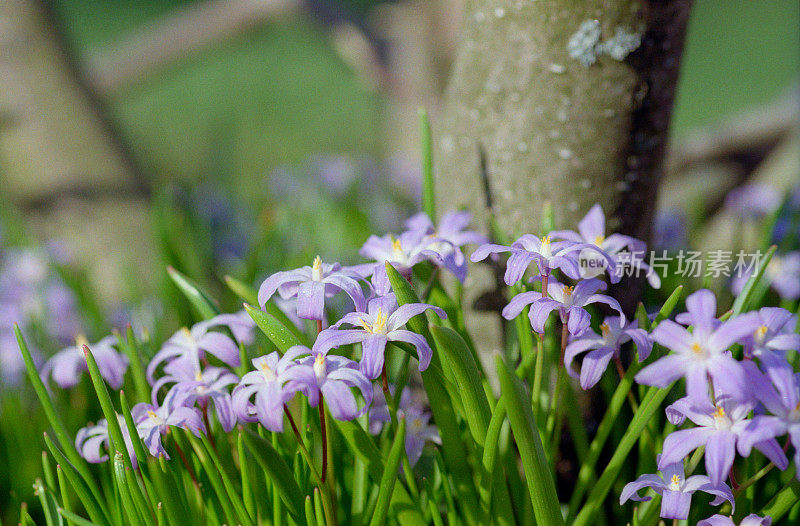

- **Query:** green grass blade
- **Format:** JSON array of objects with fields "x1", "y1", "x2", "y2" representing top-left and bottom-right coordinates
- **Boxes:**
[
  {"x1": 496, "y1": 356, "x2": 564, "y2": 526},
  {"x1": 167, "y1": 266, "x2": 220, "y2": 319},
  {"x1": 244, "y1": 302, "x2": 301, "y2": 354},
  {"x1": 761, "y1": 479, "x2": 800, "y2": 521},
  {"x1": 240, "y1": 427, "x2": 304, "y2": 519},
  {"x1": 386, "y1": 263, "x2": 481, "y2": 523},
  {"x1": 304, "y1": 495, "x2": 317, "y2": 526},
  {"x1": 418, "y1": 107, "x2": 435, "y2": 220},
  {"x1": 572, "y1": 383, "x2": 675, "y2": 526},
  {"x1": 731, "y1": 245, "x2": 776, "y2": 315},
  {"x1": 45, "y1": 435, "x2": 108, "y2": 526},
  {"x1": 57, "y1": 508, "x2": 101, "y2": 526},
  {"x1": 334, "y1": 420, "x2": 426, "y2": 525},
  {"x1": 121, "y1": 327, "x2": 151, "y2": 403},
  {"x1": 369, "y1": 417, "x2": 406, "y2": 526},
  {"x1": 652, "y1": 285, "x2": 684, "y2": 326},
  {"x1": 224, "y1": 274, "x2": 259, "y2": 305}
]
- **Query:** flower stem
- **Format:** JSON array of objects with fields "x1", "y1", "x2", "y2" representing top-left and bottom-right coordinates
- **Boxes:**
[
  {"x1": 201, "y1": 404, "x2": 216, "y2": 452},
  {"x1": 614, "y1": 356, "x2": 639, "y2": 412},
  {"x1": 317, "y1": 319, "x2": 323, "y2": 334},
  {"x1": 542, "y1": 273, "x2": 549, "y2": 299},
  {"x1": 319, "y1": 394, "x2": 329, "y2": 484},
  {"x1": 171, "y1": 431, "x2": 199, "y2": 489}
]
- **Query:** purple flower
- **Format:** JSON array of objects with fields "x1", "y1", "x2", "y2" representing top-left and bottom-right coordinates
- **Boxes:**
[
  {"x1": 153, "y1": 356, "x2": 239, "y2": 432},
  {"x1": 314, "y1": 293, "x2": 446, "y2": 379},
  {"x1": 564, "y1": 316, "x2": 651, "y2": 389},
  {"x1": 620, "y1": 457, "x2": 734, "y2": 520},
  {"x1": 471, "y1": 234, "x2": 617, "y2": 285},
  {"x1": 502, "y1": 279, "x2": 625, "y2": 336},
  {"x1": 551, "y1": 204, "x2": 659, "y2": 286},
  {"x1": 42, "y1": 336, "x2": 128, "y2": 389},
  {"x1": 725, "y1": 183, "x2": 781, "y2": 219},
  {"x1": 295, "y1": 349, "x2": 373, "y2": 422},
  {"x1": 132, "y1": 388, "x2": 205, "y2": 458},
  {"x1": 257, "y1": 256, "x2": 367, "y2": 321},
  {"x1": 741, "y1": 307, "x2": 800, "y2": 374},
  {"x1": 404, "y1": 210, "x2": 488, "y2": 282},
  {"x1": 737, "y1": 364, "x2": 800, "y2": 478},
  {"x1": 653, "y1": 209, "x2": 688, "y2": 251},
  {"x1": 635, "y1": 289, "x2": 761, "y2": 402},
  {"x1": 368, "y1": 386, "x2": 440, "y2": 466},
  {"x1": 232, "y1": 347, "x2": 314, "y2": 432},
  {"x1": 698, "y1": 514, "x2": 772, "y2": 526},
  {"x1": 146, "y1": 312, "x2": 254, "y2": 383},
  {"x1": 76, "y1": 415, "x2": 137, "y2": 464},
  {"x1": 732, "y1": 252, "x2": 800, "y2": 301},
  {"x1": 658, "y1": 392, "x2": 788, "y2": 486}
]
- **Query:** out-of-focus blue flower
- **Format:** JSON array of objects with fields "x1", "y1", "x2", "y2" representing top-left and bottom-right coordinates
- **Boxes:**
[
  {"x1": 368, "y1": 386, "x2": 440, "y2": 467},
  {"x1": 146, "y1": 312, "x2": 254, "y2": 383},
  {"x1": 76, "y1": 415, "x2": 137, "y2": 465},
  {"x1": 620, "y1": 456, "x2": 734, "y2": 520},
  {"x1": 725, "y1": 183, "x2": 781, "y2": 219},
  {"x1": 698, "y1": 514, "x2": 772, "y2": 526},
  {"x1": 658, "y1": 392, "x2": 787, "y2": 486},
  {"x1": 564, "y1": 316, "x2": 651, "y2": 389},
  {"x1": 132, "y1": 388, "x2": 205, "y2": 458},
  {"x1": 653, "y1": 209, "x2": 688, "y2": 251},
  {"x1": 314, "y1": 293, "x2": 445, "y2": 379},
  {"x1": 258, "y1": 257, "x2": 367, "y2": 321},
  {"x1": 635, "y1": 290, "x2": 760, "y2": 403},
  {"x1": 502, "y1": 279, "x2": 624, "y2": 336},
  {"x1": 42, "y1": 336, "x2": 128, "y2": 390}
]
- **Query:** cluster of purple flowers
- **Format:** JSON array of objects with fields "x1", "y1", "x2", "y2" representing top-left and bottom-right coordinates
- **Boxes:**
[
  {"x1": 480, "y1": 205, "x2": 793, "y2": 523},
  {"x1": 0, "y1": 243, "x2": 81, "y2": 386},
  {"x1": 71, "y1": 211, "x2": 482, "y2": 467},
  {"x1": 473, "y1": 204, "x2": 650, "y2": 387}
]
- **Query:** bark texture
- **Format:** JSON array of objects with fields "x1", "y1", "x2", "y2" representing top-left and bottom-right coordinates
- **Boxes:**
[
  {"x1": 435, "y1": 1, "x2": 691, "y2": 352},
  {"x1": 436, "y1": 0, "x2": 691, "y2": 238}
]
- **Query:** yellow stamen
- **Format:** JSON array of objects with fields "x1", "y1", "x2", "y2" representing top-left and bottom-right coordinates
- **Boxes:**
[
  {"x1": 755, "y1": 325, "x2": 768, "y2": 339},
  {"x1": 259, "y1": 360, "x2": 276, "y2": 381},
  {"x1": 541, "y1": 235, "x2": 551, "y2": 246},
  {"x1": 361, "y1": 308, "x2": 388, "y2": 334},
  {"x1": 311, "y1": 255, "x2": 323, "y2": 280},
  {"x1": 195, "y1": 371, "x2": 203, "y2": 382},
  {"x1": 691, "y1": 343, "x2": 703, "y2": 354},
  {"x1": 391, "y1": 237, "x2": 403, "y2": 254},
  {"x1": 669, "y1": 474, "x2": 680, "y2": 490},
  {"x1": 600, "y1": 322, "x2": 610, "y2": 335},
  {"x1": 147, "y1": 410, "x2": 159, "y2": 421},
  {"x1": 563, "y1": 286, "x2": 574, "y2": 297},
  {"x1": 313, "y1": 353, "x2": 326, "y2": 379},
  {"x1": 713, "y1": 405, "x2": 726, "y2": 419},
  {"x1": 594, "y1": 235, "x2": 605, "y2": 246}
]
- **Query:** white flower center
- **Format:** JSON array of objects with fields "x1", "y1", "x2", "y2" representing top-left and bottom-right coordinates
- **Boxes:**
[
  {"x1": 360, "y1": 308, "x2": 389, "y2": 335},
  {"x1": 313, "y1": 353, "x2": 327, "y2": 383},
  {"x1": 712, "y1": 405, "x2": 731, "y2": 429},
  {"x1": 311, "y1": 255, "x2": 324, "y2": 281},
  {"x1": 753, "y1": 325, "x2": 768, "y2": 345},
  {"x1": 259, "y1": 361, "x2": 276, "y2": 382},
  {"x1": 668, "y1": 474, "x2": 681, "y2": 491},
  {"x1": 147, "y1": 410, "x2": 164, "y2": 426},
  {"x1": 540, "y1": 236, "x2": 553, "y2": 258}
]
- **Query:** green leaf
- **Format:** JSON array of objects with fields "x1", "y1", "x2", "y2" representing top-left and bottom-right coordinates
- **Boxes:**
[
  {"x1": 334, "y1": 420, "x2": 426, "y2": 525},
  {"x1": 244, "y1": 302, "x2": 301, "y2": 354},
  {"x1": 167, "y1": 266, "x2": 220, "y2": 320},
  {"x1": 496, "y1": 356, "x2": 564, "y2": 526},
  {"x1": 112, "y1": 453, "x2": 147, "y2": 526},
  {"x1": 240, "y1": 428, "x2": 304, "y2": 519},
  {"x1": 653, "y1": 284, "x2": 684, "y2": 327},
  {"x1": 44, "y1": 435, "x2": 108, "y2": 526},
  {"x1": 120, "y1": 327, "x2": 151, "y2": 404},
  {"x1": 572, "y1": 383, "x2": 675, "y2": 526},
  {"x1": 224, "y1": 274, "x2": 259, "y2": 305},
  {"x1": 16, "y1": 326, "x2": 107, "y2": 517},
  {"x1": 731, "y1": 245, "x2": 777, "y2": 315},
  {"x1": 369, "y1": 418, "x2": 406, "y2": 526},
  {"x1": 385, "y1": 263, "x2": 482, "y2": 523},
  {"x1": 418, "y1": 108, "x2": 435, "y2": 220},
  {"x1": 761, "y1": 479, "x2": 800, "y2": 521},
  {"x1": 57, "y1": 508, "x2": 102, "y2": 526},
  {"x1": 304, "y1": 496, "x2": 317, "y2": 526},
  {"x1": 184, "y1": 433, "x2": 242, "y2": 526}
]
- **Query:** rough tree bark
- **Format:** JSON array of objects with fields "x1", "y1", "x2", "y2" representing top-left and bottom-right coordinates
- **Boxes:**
[{"x1": 435, "y1": 1, "x2": 692, "y2": 351}]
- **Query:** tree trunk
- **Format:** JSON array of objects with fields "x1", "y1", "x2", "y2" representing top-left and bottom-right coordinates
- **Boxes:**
[{"x1": 435, "y1": 1, "x2": 691, "y2": 351}]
